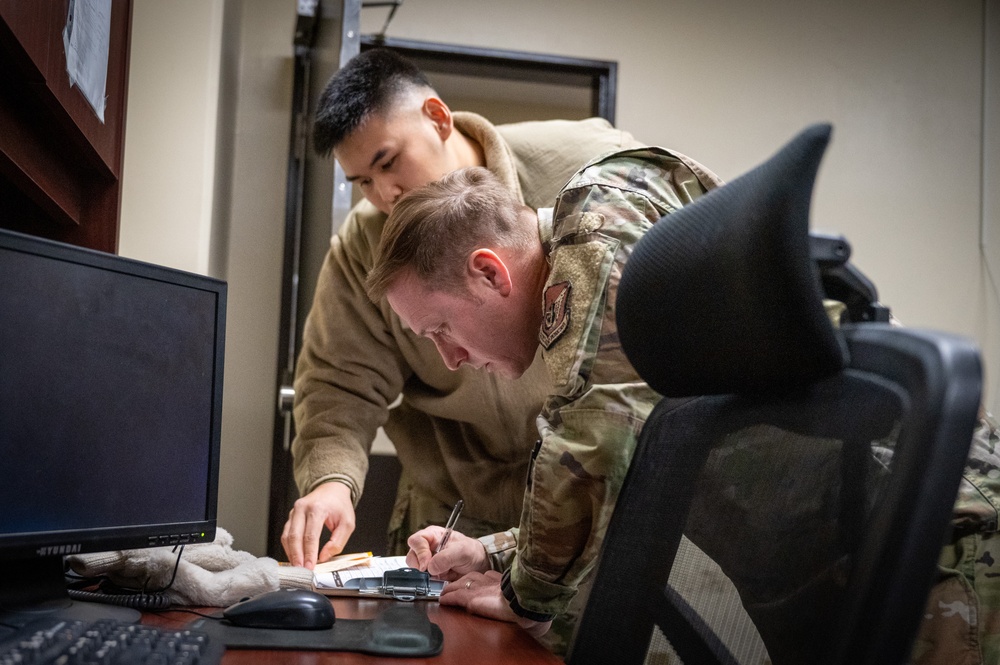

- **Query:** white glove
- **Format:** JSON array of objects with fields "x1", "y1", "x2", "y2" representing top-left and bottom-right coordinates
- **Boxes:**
[{"x1": 66, "y1": 527, "x2": 314, "y2": 606}]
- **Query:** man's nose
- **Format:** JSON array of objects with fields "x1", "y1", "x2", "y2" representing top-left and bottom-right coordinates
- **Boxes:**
[
  {"x1": 434, "y1": 339, "x2": 467, "y2": 371},
  {"x1": 376, "y1": 179, "x2": 404, "y2": 210}
]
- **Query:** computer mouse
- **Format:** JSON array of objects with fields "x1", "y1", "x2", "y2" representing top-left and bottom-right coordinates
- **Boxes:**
[{"x1": 223, "y1": 588, "x2": 335, "y2": 630}]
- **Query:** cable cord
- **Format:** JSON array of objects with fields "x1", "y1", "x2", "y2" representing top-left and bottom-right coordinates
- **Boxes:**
[{"x1": 64, "y1": 545, "x2": 186, "y2": 611}]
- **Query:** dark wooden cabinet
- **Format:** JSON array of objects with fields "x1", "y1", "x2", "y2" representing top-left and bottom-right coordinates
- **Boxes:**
[{"x1": 0, "y1": 0, "x2": 132, "y2": 253}]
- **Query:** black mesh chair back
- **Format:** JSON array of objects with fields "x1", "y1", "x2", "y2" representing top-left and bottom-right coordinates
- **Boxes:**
[{"x1": 568, "y1": 125, "x2": 982, "y2": 665}]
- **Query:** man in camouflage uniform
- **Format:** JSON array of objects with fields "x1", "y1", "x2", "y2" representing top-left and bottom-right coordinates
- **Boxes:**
[
  {"x1": 365, "y1": 149, "x2": 721, "y2": 651},
  {"x1": 366, "y1": 146, "x2": 1000, "y2": 661}
]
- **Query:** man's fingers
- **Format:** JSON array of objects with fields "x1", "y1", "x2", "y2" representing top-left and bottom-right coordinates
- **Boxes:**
[
  {"x1": 301, "y1": 507, "x2": 327, "y2": 570},
  {"x1": 427, "y1": 547, "x2": 464, "y2": 578},
  {"x1": 320, "y1": 521, "x2": 353, "y2": 561},
  {"x1": 406, "y1": 528, "x2": 440, "y2": 570},
  {"x1": 438, "y1": 573, "x2": 474, "y2": 601},
  {"x1": 426, "y1": 532, "x2": 488, "y2": 578},
  {"x1": 281, "y1": 510, "x2": 306, "y2": 567},
  {"x1": 282, "y1": 483, "x2": 357, "y2": 569},
  {"x1": 440, "y1": 571, "x2": 487, "y2": 598},
  {"x1": 439, "y1": 571, "x2": 519, "y2": 625}
]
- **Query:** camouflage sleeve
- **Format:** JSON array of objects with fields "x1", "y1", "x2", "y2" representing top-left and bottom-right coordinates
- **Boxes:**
[
  {"x1": 952, "y1": 410, "x2": 1000, "y2": 533},
  {"x1": 478, "y1": 529, "x2": 519, "y2": 572},
  {"x1": 506, "y1": 388, "x2": 658, "y2": 618},
  {"x1": 505, "y1": 154, "x2": 711, "y2": 618}
]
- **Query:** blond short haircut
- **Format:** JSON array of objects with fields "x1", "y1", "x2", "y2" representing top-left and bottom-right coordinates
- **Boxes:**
[{"x1": 366, "y1": 167, "x2": 535, "y2": 301}]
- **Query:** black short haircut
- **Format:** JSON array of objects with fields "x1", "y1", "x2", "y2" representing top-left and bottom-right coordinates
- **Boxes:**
[{"x1": 312, "y1": 48, "x2": 433, "y2": 156}]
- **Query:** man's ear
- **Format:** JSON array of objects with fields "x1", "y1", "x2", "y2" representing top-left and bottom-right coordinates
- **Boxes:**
[
  {"x1": 423, "y1": 96, "x2": 453, "y2": 141},
  {"x1": 468, "y1": 249, "x2": 512, "y2": 297}
]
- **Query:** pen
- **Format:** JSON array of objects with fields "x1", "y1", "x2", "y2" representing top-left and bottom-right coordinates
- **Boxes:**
[{"x1": 435, "y1": 499, "x2": 464, "y2": 554}]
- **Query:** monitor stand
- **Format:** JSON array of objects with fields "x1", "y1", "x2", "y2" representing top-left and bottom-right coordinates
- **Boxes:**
[{"x1": 0, "y1": 556, "x2": 140, "y2": 630}]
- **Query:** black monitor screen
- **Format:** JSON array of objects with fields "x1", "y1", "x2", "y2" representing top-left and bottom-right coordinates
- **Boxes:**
[{"x1": 0, "y1": 229, "x2": 225, "y2": 563}]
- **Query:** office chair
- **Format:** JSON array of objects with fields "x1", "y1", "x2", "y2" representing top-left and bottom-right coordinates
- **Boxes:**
[{"x1": 567, "y1": 124, "x2": 983, "y2": 665}]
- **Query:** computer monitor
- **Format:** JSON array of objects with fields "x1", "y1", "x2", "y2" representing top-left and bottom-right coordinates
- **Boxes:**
[{"x1": 0, "y1": 228, "x2": 226, "y2": 622}]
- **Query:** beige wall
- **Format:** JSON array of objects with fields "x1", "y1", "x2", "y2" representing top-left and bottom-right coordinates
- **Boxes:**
[
  {"x1": 364, "y1": 0, "x2": 1000, "y2": 409},
  {"x1": 120, "y1": 0, "x2": 999, "y2": 555},
  {"x1": 118, "y1": 0, "x2": 223, "y2": 273},
  {"x1": 119, "y1": 0, "x2": 292, "y2": 554}
]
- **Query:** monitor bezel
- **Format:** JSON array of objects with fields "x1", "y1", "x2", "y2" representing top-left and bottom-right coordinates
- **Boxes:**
[{"x1": 0, "y1": 228, "x2": 226, "y2": 561}]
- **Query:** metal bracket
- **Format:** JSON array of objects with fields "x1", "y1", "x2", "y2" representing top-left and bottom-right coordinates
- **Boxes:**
[{"x1": 349, "y1": 568, "x2": 446, "y2": 601}]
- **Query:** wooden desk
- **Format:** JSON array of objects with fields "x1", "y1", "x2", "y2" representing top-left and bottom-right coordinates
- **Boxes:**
[{"x1": 144, "y1": 597, "x2": 563, "y2": 665}]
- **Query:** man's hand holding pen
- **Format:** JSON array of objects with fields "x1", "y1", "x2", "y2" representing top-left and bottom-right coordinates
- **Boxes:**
[
  {"x1": 405, "y1": 525, "x2": 490, "y2": 581},
  {"x1": 404, "y1": 504, "x2": 551, "y2": 637},
  {"x1": 405, "y1": 525, "x2": 549, "y2": 636},
  {"x1": 406, "y1": 500, "x2": 488, "y2": 580}
]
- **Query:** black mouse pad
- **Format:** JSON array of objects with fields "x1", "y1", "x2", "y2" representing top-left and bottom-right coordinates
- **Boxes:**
[{"x1": 191, "y1": 605, "x2": 443, "y2": 658}]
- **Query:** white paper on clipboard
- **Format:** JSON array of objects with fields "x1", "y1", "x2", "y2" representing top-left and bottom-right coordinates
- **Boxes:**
[{"x1": 313, "y1": 555, "x2": 446, "y2": 600}]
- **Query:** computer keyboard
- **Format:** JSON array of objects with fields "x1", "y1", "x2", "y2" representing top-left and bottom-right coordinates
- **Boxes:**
[{"x1": 0, "y1": 617, "x2": 225, "y2": 665}]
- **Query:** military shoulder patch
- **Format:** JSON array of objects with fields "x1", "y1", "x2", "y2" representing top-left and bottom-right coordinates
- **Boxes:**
[{"x1": 540, "y1": 281, "x2": 572, "y2": 349}]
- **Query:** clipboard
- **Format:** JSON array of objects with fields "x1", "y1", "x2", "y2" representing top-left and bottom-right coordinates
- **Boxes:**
[
  {"x1": 345, "y1": 567, "x2": 446, "y2": 601},
  {"x1": 313, "y1": 555, "x2": 447, "y2": 601}
]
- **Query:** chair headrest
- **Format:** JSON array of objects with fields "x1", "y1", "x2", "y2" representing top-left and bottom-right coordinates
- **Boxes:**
[{"x1": 616, "y1": 123, "x2": 848, "y2": 397}]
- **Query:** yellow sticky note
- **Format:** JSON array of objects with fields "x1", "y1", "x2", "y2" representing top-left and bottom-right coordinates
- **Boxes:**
[{"x1": 312, "y1": 551, "x2": 373, "y2": 573}]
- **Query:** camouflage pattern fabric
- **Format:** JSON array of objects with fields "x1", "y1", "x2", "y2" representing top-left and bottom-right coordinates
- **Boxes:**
[
  {"x1": 478, "y1": 528, "x2": 589, "y2": 654},
  {"x1": 911, "y1": 414, "x2": 1000, "y2": 665},
  {"x1": 950, "y1": 412, "x2": 1000, "y2": 535},
  {"x1": 502, "y1": 148, "x2": 719, "y2": 640},
  {"x1": 479, "y1": 529, "x2": 519, "y2": 572}
]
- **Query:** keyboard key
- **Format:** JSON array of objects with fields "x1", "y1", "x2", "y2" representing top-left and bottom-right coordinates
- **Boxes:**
[{"x1": 0, "y1": 618, "x2": 224, "y2": 665}]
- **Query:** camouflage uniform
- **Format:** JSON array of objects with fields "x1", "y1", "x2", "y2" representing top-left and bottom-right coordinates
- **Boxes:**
[
  {"x1": 471, "y1": 153, "x2": 1000, "y2": 660},
  {"x1": 912, "y1": 414, "x2": 1000, "y2": 665},
  {"x1": 477, "y1": 148, "x2": 722, "y2": 653}
]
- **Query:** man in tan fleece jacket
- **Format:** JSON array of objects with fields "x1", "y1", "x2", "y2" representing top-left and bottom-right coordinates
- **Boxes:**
[{"x1": 281, "y1": 48, "x2": 642, "y2": 569}]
